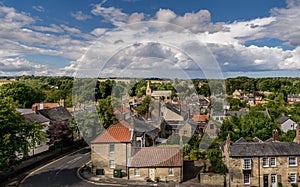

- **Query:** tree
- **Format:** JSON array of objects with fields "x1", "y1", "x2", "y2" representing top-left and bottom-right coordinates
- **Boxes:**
[
  {"x1": 47, "y1": 121, "x2": 72, "y2": 152},
  {"x1": 0, "y1": 82, "x2": 44, "y2": 108},
  {"x1": 97, "y1": 96, "x2": 118, "y2": 129},
  {"x1": 135, "y1": 96, "x2": 151, "y2": 116},
  {"x1": 0, "y1": 97, "x2": 45, "y2": 169}
]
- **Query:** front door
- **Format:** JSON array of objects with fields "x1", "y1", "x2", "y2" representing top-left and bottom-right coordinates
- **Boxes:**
[
  {"x1": 271, "y1": 174, "x2": 277, "y2": 187},
  {"x1": 149, "y1": 168, "x2": 155, "y2": 181},
  {"x1": 263, "y1": 174, "x2": 268, "y2": 187}
]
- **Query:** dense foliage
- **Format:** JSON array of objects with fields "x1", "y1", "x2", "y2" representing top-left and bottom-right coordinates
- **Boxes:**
[{"x1": 0, "y1": 97, "x2": 46, "y2": 169}]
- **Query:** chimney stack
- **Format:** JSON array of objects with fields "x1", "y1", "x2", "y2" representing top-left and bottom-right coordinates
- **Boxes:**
[
  {"x1": 272, "y1": 129, "x2": 279, "y2": 142},
  {"x1": 294, "y1": 125, "x2": 300, "y2": 144}
]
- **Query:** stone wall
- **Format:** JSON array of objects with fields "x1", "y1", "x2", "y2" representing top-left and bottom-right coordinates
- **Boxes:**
[
  {"x1": 128, "y1": 167, "x2": 182, "y2": 182},
  {"x1": 91, "y1": 142, "x2": 131, "y2": 176},
  {"x1": 199, "y1": 173, "x2": 225, "y2": 186},
  {"x1": 226, "y1": 156, "x2": 300, "y2": 187}
]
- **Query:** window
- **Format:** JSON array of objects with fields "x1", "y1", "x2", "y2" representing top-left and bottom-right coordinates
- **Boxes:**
[
  {"x1": 109, "y1": 144, "x2": 115, "y2": 153},
  {"x1": 244, "y1": 174, "x2": 250, "y2": 184},
  {"x1": 289, "y1": 157, "x2": 297, "y2": 166},
  {"x1": 134, "y1": 168, "x2": 140, "y2": 176},
  {"x1": 109, "y1": 160, "x2": 115, "y2": 168},
  {"x1": 168, "y1": 168, "x2": 174, "y2": 176},
  {"x1": 243, "y1": 158, "x2": 251, "y2": 170},
  {"x1": 289, "y1": 173, "x2": 296, "y2": 183},
  {"x1": 263, "y1": 157, "x2": 269, "y2": 167},
  {"x1": 270, "y1": 157, "x2": 276, "y2": 167}
]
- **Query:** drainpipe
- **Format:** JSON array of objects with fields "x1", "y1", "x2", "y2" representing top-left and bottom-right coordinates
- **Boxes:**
[{"x1": 258, "y1": 157, "x2": 260, "y2": 187}]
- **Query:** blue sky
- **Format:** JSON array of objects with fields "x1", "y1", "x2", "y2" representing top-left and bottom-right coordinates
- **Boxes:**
[{"x1": 0, "y1": 0, "x2": 299, "y2": 78}]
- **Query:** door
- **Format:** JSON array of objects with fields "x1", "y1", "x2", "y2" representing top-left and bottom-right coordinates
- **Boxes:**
[
  {"x1": 263, "y1": 174, "x2": 268, "y2": 187},
  {"x1": 149, "y1": 168, "x2": 155, "y2": 181},
  {"x1": 271, "y1": 174, "x2": 277, "y2": 187}
]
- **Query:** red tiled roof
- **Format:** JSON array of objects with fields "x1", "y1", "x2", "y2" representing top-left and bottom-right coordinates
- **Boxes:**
[
  {"x1": 130, "y1": 147, "x2": 183, "y2": 167},
  {"x1": 92, "y1": 120, "x2": 131, "y2": 143},
  {"x1": 192, "y1": 114, "x2": 209, "y2": 122}
]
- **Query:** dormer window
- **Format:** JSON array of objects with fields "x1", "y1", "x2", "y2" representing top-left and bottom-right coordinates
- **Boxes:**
[{"x1": 242, "y1": 158, "x2": 251, "y2": 170}]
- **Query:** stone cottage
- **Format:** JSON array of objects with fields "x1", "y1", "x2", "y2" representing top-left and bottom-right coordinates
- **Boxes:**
[
  {"x1": 91, "y1": 120, "x2": 133, "y2": 177},
  {"x1": 222, "y1": 134, "x2": 300, "y2": 187},
  {"x1": 128, "y1": 146, "x2": 183, "y2": 182}
]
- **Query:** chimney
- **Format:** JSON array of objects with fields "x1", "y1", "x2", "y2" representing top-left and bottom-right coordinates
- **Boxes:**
[
  {"x1": 226, "y1": 133, "x2": 231, "y2": 145},
  {"x1": 272, "y1": 129, "x2": 279, "y2": 142},
  {"x1": 32, "y1": 104, "x2": 38, "y2": 113},
  {"x1": 59, "y1": 99, "x2": 65, "y2": 107},
  {"x1": 294, "y1": 125, "x2": 300, "y2": 144},
  {"x1": 40, "y1": 102, "x2": 44, "y2": 110}
]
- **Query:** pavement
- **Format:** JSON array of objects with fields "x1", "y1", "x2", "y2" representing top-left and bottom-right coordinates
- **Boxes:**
[
  {"x1": 0, "y1": 141, "x2": 87, "y2": 187},
  {"x1": 78, "y1": 164, "x2": 209, "y2": 187}
]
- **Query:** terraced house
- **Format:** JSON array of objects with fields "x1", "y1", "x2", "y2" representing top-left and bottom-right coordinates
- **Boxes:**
[{"x1": 222, "y1": 133, "x2": 300, "y2": 187}]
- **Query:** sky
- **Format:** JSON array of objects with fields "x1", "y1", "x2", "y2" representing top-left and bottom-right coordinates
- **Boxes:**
[{"x1": 0, "y1": 0, "x2": 300, "y2": 78}]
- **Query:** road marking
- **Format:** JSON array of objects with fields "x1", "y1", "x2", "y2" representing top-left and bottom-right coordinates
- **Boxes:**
[
  {"x1": 67, "y1": 156, "x2": 82, "y2": 164},
  {"x1": 19, "y1": 147, "x2": 88, "y2": 185}
]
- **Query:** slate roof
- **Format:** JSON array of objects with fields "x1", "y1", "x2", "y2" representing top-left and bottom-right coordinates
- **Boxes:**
[
  {"x1": 229, "y1": 142, "x2": 300, "y2": 157},
  {"x1": 92, "y1": 120, "x2": 132, "y2": 143},
  {"x1": 16, "y1": 108, "x2": 34, "y2": 114},
  {"x1": 37, "y1": 106, "x2": 72, "y2": 121},
  {"x1": 23, "y1": 113, "x2": 50, "y2": 123},
  {"x1": 278, "y1": 116, "x2": 289, "y2": 124},
  {"x1": 130, "y1": 147, "x2": 182, "y2": 167},
  {"x1": 133, "y1": 117, "x2": 160, "y2": 137}
]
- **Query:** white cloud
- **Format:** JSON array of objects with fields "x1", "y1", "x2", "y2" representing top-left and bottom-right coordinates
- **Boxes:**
[
  {"x1": 32, "y1": 24, "x2": 64, "y2": 33},
  {"x1": 32, "y1": 5, "x2": 45, "y2": 12},
  {"x1": 0, "y1": 57, "x2": 55, "y2": 76},
  {"x1": 71, "y1": 11, "x2": 91, "y2": 21},
  {"x1": 91, "y1": 4, "x2": 128, "y2": 26}
]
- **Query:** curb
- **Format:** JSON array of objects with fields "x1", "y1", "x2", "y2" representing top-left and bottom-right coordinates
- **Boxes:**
[
  {"x1": 18, "y1": 146, "x2": 88, "y2": 186},
  {"x1": 76, "y1": 162, "x2": 127, "y2": 186}
]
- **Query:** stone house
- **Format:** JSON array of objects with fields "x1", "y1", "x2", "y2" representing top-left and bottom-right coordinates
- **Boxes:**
[
  {"x1": 128, "y1": 147, "x2": 183, "y2": 182},
  {"x1": 278, "y1": 116, "x2": 298, "y2": 133},
  {"x1": 91, "y1": 120, "x2": 133, "y2": 177},
  {"x1": 287, "y1": 94, "x2": 300, "y2": 105},
  {"x1": 23, "y1": 112, "x2": 50, "y2": 156},
  {"x1": 222, "y1": 134, "x2": 300, "y2": 187}
]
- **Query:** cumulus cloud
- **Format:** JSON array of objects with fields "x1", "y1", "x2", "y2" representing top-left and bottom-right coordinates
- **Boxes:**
[
  {"x1": 71, "y1": 11, "x2": 91, "y2": 21},
  {"x1": 0, "y1": 57, "x2": 55, "y2": 76},
  {"x1": 91, "y1": 4, "x2": 128, "y2": 26}
]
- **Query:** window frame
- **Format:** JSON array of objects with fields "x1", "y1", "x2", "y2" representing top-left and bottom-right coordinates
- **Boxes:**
[
  {"x1": 109, "y1": 143, "x2": 115, "y2": 153},
  {"x1": 263, "y1": 157, "x2": 269, "y2": 167},
  {"x1": 109, "y1": 160, "x2": 115, "y2": 168},
  {"x1": 168, "y1": 167, "x2": 174, "y2": 176},
  {"x1": 289, "y1": 157, "x2": 297, "y2": 166},
  {"x1": 289, "y1": 173, "x2": 297, "y2": 183},
  {"x1": 270, "y1": 157, "x2": 276, "y2": 167},
  {"x1": 134, "y1": 168, "x2": 140, "y2": 176},
  {"x1": 244, "y1": 174, "x2": 250, "y2": 185},
  {"x1": 242, "y1": 158, "x2": 252, "y2": 170}
]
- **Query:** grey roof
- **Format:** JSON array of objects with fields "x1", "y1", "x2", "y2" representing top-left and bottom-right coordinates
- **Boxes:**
[
  {"x1": 16, "y1": 108, "x2": 33, "y2": 114},
  {"x1": 278, "y1": 116, "x2": 289, "y2": 124},
  {"x1": 23, "y1": 113, "x2": 50, "y2": 123},
  {"x1": 37, "y1": 106, "x2": 72, "y2": 121},
  {"x1": 229, "y1": 142, "x2": 300, "y2": 157},
  {"x1": 235, "y1": 137, "x2": 247, "y2": 143}
]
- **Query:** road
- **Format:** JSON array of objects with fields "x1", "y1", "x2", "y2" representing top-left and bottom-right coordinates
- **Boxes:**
[{"x1": 19, "y1": 147, "x2": 101, "y2": 187}]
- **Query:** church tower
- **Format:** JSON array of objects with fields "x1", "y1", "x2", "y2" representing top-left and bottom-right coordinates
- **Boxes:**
[{"x1": 146, "y1": 80, "x2": 151, "y2": 96}]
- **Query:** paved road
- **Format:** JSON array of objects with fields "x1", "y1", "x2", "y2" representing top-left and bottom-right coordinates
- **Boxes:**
[{"x1": 19, "y1": 147, "x2": 102, "y2": 187}]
